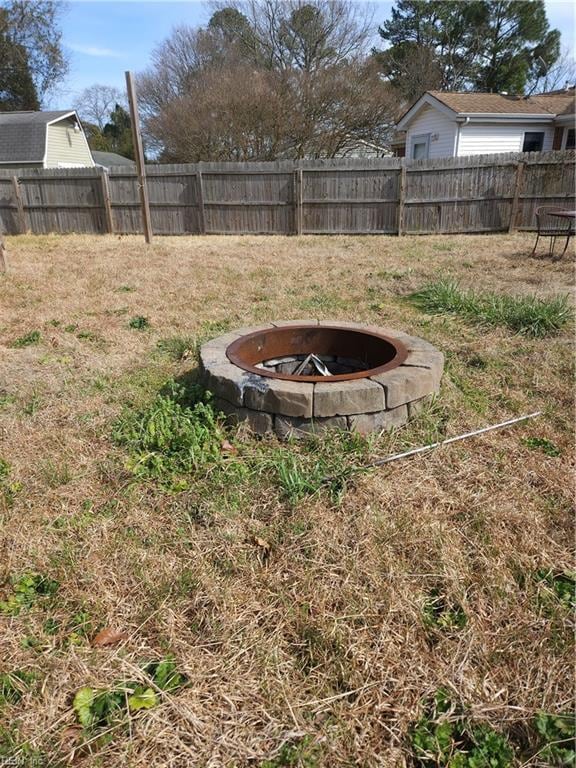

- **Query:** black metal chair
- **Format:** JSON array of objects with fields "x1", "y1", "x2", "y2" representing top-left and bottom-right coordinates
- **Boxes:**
[{"x1": 531, "y1": 206, "x2": 575, "y2": 259}]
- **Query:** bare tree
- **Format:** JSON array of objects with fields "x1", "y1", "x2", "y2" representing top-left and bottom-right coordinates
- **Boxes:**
[
  {"x1": 137, "y1": 26, "x2": 221, "y2": 120},
  {"x1": 136, "y1": 25, "x2": 224, "y2": 156},
  {"x1": 148, "y1": 58, "x2": 394, "y2": 162},
  {"x1": 137, "y1": 0, "x2": 396, "y2": 161},
  {"x1": 209, "y1": 0, "x2": 375, "y2": 71},
  {"x1": 152, "y1": 65, "x2": 288, "y2": 162},
  {"x1": 74, "y1": 84, "x2": 126, "y2": 130},
  {"x1": 527, "y1": 48, "x2": 576, "y2": 94}
]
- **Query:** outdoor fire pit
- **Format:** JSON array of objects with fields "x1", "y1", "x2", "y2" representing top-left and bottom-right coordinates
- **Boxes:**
[{"x1": 200, "y1": 321, "x2": 443, "y2": 438}]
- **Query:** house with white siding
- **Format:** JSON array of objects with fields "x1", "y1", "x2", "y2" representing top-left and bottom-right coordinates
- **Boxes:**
[
  {"x1": 0, "y1": 110, "x2": 94, "y2": 169},
  {"x1": 395, "y1": 88, "x2": 575, "y2": 160}
]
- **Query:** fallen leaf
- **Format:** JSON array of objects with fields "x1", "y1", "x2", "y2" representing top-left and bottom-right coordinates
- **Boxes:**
[
  {"x1": 50, "y1": 336, "x2": 59, "y2": 347},
  {"x1": 221, "y1": 440, "x2": 238, "y2": 454},
  {"x1": 92, "y1": 627, "x2": 128, "y2": 647}
]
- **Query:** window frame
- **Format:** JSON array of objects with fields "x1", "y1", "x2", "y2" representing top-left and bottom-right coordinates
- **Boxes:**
[
  {"x1": 411, "y1": 133, "x2": 430, "y2": 160},
  {"x1": 522, "y1": 131, "x2": 545, "y2": 153},
  {"x1": 563, "y1": 127, "x2": 575, "y2": 150}
]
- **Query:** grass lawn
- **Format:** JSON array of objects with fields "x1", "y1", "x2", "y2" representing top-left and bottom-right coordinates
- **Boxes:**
[{"x1": 0, "y1": 233, "x2": 574, "y2": 767}]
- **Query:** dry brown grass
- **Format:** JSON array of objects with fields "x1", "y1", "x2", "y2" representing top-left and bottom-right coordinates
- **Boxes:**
[{"x1": 0, "y1": 233, "x2": 574, "y2": 767}]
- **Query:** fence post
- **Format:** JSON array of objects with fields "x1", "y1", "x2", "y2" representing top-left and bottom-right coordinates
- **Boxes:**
[
  {"x1": 125, "y1": 70, "x2": 153, "y2": 243},
  {"x1": 100, "y1": 169, "x2": 114, "y2": 234},
  {"x1": 508, "y1": 160, "x2": 525, "y2": 233},
  {"x1": 397, "y1": 160, "x2": 406, "y2": 236},
  {"x1": 196, "y1": 169, "x2": 206, "y2": 234},
  {"x1": 11, "y1": 176, "x2": 26, "y2": 234},
  {"x1": 294, "y1": 166, "x2": 303, "y2": 235}
]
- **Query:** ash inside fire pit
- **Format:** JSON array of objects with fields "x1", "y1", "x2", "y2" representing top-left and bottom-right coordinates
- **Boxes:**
[{"x1": 200, "y1": 321, "x2": 444, "y2": 438}]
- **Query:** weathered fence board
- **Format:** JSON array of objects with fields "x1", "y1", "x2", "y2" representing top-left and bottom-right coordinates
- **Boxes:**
[
  {"x1": 301, "y1": 166, "x2": 400, "y2": 234},
  {"x1": 0, "y1": 151, "x2": 573, "y2": 236},
  {"x1": 0, "y1": 177, "x2": 18, "y2": 235}
]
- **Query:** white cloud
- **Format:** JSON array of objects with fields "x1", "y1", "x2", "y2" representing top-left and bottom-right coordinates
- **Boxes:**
[{"x1": 68, "y1": 43, "x2": 123, "y2": 58}]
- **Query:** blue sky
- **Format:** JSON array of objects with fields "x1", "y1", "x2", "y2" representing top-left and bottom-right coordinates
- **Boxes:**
[{"x1": 49, "y1": 0, "x2": 576, "y2": 109}]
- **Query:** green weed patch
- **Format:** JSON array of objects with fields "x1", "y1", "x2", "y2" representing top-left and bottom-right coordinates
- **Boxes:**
[
  {"x1": 535, "y1": 569, "x2": 575, "y2": 611},
  {"x1": 73, "y1": 658, "x2": 187, "y2": 732},
  {"x1": 0, "y1": 458, "x2": 20, "y2": 507},
  {"x1": 128, "y1": 315, "x2": 150, "y2": 330},
  {"x1": 522, "y1": 437, "x2": 561, "y2": 457},
  {"x1": 422, "y1": 588, "x2": 467, "y2": 633},
  {"x1": 10, "y1": 330, "x2": 41, "y2": 348},
  {"x1": 112, "y1": 383, "x2": 225, "y2": 489},
  {"x1": 0, "y1": 573, "x2": 59, "y2": 616},
  {"x1": 157, "y1": 321, "x2": 232, "y2": 363},
  {"x1": 534, "y1": 712, "x2": 575, "y2": 766},
  {"x1": 0, "y1": 670, "x2": 34, "y2": 707},
  {"x1": 271, "y1": 431, "x2": 369, "y2": 505},
  {"x1": 409, "y1": 280, "x2": 571, "y2": 338},
  {"x1": 410, "y1": 689, "x2": 513, "y2": 767},
  {"x1": 156, "y1": 335, "x2": 196, "y2": 361},
  {"x1": 260, "y1": 736, "x2": 321, "y2": 767}
]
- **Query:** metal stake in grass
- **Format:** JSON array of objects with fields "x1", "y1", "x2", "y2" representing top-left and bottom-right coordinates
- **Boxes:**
[
  {"x1": 369, "y1": 411, "x2": 543, "y2": 468},
  {"x1": 0, "y1": 226, "x2": 8, "y2": 273}
]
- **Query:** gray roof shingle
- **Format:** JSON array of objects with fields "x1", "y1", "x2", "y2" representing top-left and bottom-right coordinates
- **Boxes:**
[
  {"x1": 92, "y1": 150, "x2": 135, "y2": 168},
  {"x1": 0, "y1": 110, "x2": 75, "y2": 163}
]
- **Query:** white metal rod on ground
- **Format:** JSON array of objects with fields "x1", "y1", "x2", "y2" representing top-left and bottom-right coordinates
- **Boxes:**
[
  {"x1": 125, "y1": 70, "x2": 153, "y2": 244},
  {"x1": 369, "y1": 412, "x2": 542, "y2": 468},
  {"x1": 0, "y1": 225, "x2": 8, "y2": 273}
]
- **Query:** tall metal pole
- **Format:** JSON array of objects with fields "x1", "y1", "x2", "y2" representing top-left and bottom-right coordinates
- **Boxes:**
[{"x1": 125, "y1": 70, "x2": 153, "y2": 244}]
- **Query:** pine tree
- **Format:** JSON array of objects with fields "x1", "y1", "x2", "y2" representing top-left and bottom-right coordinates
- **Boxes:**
[
  {"x1": 0, "y1": 8, "x2": 40, "y2": 110},
  {"x1": 374, "y1": 0, "x2": 560, "y2": 99},
  {"x1": 473, "y1": 1, "x2": 560, "y2": 93},
  {"x1": 102, "y1": 105, "x2": 134, "y2": 159}
]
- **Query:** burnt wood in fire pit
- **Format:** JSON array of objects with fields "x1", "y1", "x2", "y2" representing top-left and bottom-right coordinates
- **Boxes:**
[{"x1": 200, "y1": 320, "x2": 444, "y2": 438}]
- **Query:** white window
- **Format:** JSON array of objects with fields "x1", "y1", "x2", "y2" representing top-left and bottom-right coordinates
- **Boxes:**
[{"x1": 411, "y1": 134, "x2": 430, "y2": 160}]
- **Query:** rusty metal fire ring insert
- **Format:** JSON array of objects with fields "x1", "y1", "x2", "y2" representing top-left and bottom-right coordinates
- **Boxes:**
[{"x1": 226, "y1": 324, "x2": 408, "y2": 383}]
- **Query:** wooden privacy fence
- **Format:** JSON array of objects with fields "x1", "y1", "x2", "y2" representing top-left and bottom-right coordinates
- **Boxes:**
[{"x1": 0, "y1": 150, "x2": 573, "y2": 237}]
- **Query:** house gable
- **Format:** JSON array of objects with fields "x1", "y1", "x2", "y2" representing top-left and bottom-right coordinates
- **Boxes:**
[
  {"x1": 404, "y1": 104, "x2": 458, "y2": 160},
  {"x1": 45, "y1": 115, "x2": 94, "y2": 168},
  {"x1": 396, "y1": 93, "x2": 457, "y2": 130}
]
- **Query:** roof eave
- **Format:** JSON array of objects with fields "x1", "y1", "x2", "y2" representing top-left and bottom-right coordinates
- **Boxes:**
[
  {"x1": 45, "y1": 111, "x2": 76, "y2": 127},
  {"x1": 456, "y1": 113, "x2": 554, "y2": 121},
  {"x1": 555, "y1": 114, "x2": 575, "y2": 124}
]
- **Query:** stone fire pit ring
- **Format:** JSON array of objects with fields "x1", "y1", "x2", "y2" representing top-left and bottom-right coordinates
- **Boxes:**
[{"x1": 200, "y1": 320, "x2": 444, "y2": 438}]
